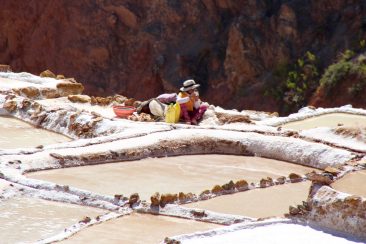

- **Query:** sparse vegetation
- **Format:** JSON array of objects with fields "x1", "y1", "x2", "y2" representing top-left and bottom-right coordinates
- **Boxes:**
[
  {"x1": 269, "y1": 51, "x2": 320, "y2": 112},
  {"x1": 360, "y1": 39, "x2": 366, "y2": 50},
  {"x1": 320, "y1": 49, "x2": 366, "y2": 96},
  {"x1": 267, "y1": 39, "x2": 366, "y2": 113}
]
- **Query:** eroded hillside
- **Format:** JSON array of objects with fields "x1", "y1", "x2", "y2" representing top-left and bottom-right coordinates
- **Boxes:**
[{"x1": 1, "y1": 0, "x2": 366, "y2": 113}]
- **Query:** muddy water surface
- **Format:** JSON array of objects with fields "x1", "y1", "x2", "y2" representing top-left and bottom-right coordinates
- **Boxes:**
[
  {"x1": 63, "y1": 213, "x2": 218, "y2": 244},
  {"x1": 281, "y1": 113, "x2": 366, "y2": 130},
  {"x1": 0, "y1": 116, "x2": 71, "y2": 149},
  {"x1": 332, "y1": 170, "x2": 366, "y2": 197},
  {"x1": 0, "y1": 197, "x2": 104, "y2": 243},
  {"x1": 185, "y1": 181, "x2": 312, "y2": 218},
  {"x1": 29, "y1": 155, "x2": 316, "y2": 200}
]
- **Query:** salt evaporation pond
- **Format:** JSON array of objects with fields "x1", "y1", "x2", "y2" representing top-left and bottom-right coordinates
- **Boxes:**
[
  {"x1": 0, "y1": 197, "x2": 104, "y2": 243},
  {"x1": 185, "y1": 181, "x2": 311, "y2": 218},
  {"x1": 0, "y1": 116, "x2": 71, "y2": 149},
  {"x1": 178, "y1": 222, "x2": 360, "y2": 244},
  {"x1": 62, "y1": 213, "x2": 218, "y2": 244},
  {"x1": 28, "y1": 155, "x2": 316, "y2": 200},
  {"x1": 331, "y1": 170, "x2": 366, "y2": 198},
  {"x1": 281, "y1": 113, "x2": 366, "y2": 130}
]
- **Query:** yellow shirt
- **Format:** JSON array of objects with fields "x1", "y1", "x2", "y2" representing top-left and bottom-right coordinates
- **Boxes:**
[{"x1": 178, "y1": 92, "x2": 195, "y2": 111}]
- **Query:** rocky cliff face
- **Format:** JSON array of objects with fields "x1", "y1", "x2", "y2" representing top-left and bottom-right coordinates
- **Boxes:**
[{"x1": 1, "y1": 0, "x2": 366, "y2": 113}]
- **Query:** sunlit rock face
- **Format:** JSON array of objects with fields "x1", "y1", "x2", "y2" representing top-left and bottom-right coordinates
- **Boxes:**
[{"x1": 1, "y1": 1, "x2": 365, "y2": 112}]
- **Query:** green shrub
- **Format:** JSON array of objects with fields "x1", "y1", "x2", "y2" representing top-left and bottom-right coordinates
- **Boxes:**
[
  {"x1": 340, "y1": 49, "x2": 355, "y2": 61},
  {"x1": 360, "y1": 40, "x2": 366, "y2": 49},
  {"x1": 320, "y1": 50, "x2": 366, "y2": 96},
  {"x1": 268, "y1": 51, "x2": 319, "y2": 111},
  {"x1": 319, "y1": 60, "x2": 353, "y2": 92}
]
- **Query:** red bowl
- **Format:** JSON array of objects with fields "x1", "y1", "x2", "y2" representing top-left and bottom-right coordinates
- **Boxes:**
[{"x1": 113, "y1": 105, "x2": 136, "y2": 118}]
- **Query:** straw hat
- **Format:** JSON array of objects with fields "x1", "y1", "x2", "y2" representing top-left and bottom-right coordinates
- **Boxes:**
[{"x1": 180, "y1": 79, "x2": 200, "y2": 92}]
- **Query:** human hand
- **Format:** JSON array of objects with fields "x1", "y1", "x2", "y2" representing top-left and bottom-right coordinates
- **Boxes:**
[{"x1": 191, "y1": 119, "x2": 197, "y2": 125}]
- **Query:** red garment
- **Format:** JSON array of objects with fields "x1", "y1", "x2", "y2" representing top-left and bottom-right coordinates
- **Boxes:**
[{"x1": 180, "y1": 103, "x2": 208, "y2": 123}]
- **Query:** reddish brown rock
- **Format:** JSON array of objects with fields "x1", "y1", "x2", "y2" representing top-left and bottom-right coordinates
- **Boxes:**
[
  {"x1": 3, "y1": 100, "x2": 17, "y2": 112},
  {"x1": 199, "y1": 190, "x2": 211, "y2": 197},
  {"x1": 113, "y1": 95, "x2": 127, "y2": 104},
  {"x1": 40, "y1": 69, "x2": 56, "y2": 78},
  {"x1": 0, "y1": 64, "x2": 11, "y2": 72},
  {"x1": 134, "y1": 113, "x2": 154, "y2": 122},
  {"x1": 178, "y1": 192, "x2": 187, "y2": 202},
  {"x1": 216, "y1": 112, "x2": 252, "y2": 124},
  {"x1": 277, "y1": 4, "x2": 298, "y2": 40},
  {"x1": 20, "y1": 99, "x2": 31, "y2": 109},
  {"x1": 31, "y1": 102, "x2": 43, "y2": 115},
  {"x1": 235, "y1": 179, "x2": 249, "y2": 191},
  {"x1": 324, "y1": 166, "x2": 340, "y2": 176},
  {"x1": 159, "y1": 193, "x2": 178, "y2": 208},
  {"x1": 114, "y1": 194, "x2": 123, "y2": 201},
  {"x1": 128, "y1": 193, "x2": 140, "y2": 206},
  {"x1": 132, "y1": 100, "x2": 142, "y2": 108},
  {"x1": 5, "y1": 94, "x2": 16, "y2": 100},
  {"x1": 260, "y1": 177, "x2": 274, "y2": 188},
  {"x1": 124, "y1": 98, "x2": 136, "y2": 106},
  {"x1": 91, "y1": 96, "x2": 116, "y2": 106},
  {"x1": 150, "y1": 192, "x2": 160, "y2": 207},
  {"x1": 92, "y1": 117, "x2": 103, "y2": 123},
  {"x1": 211, "y1": 185, "x2": 224, "y2": 194},
  {"x1": 306, "y1": 172, "x2": 333, "y2": 185},
  {"x1": 182, "y1": 192, "x2": 195, "y2": 201},
  {"x1": 276, "y1": 176, "x2": 286, "y2": 185},
  {"x1": 79, "y1": 216, "x2": 91, "y2": 224},
  {"x1": 222, "y1": 180, "x2": 235, "y2": 191},
  {"x1": 49, "y1": 153, "x2": 64, "y2": 160},
  {"x1": 56, "y1": 82, "x2": 84, "y2": 96},
  {"x1": 190, "y1": 209, "x2": 207, "y2": 218},
  {"x1": 344, "y1": 195, "x2": 362, "y2": 206},
  {"x1": 289, "y1": 173, "x2": 303, "y2": 183},
  {"x1": 40, "y1": 88, "x2": 59, "y2": 99},
  {"x1": 103, "y1": 5, "x2": 138, "y2": 29},
  {"x1": 289, "y1": 205, "x2": 300, "y2": 215},
  {"x1": 19, "y1": 87, "x2": 40, "y2": 98},
  {"x1": 68, "y1": 94, "x2": 91, "y2": 103}
]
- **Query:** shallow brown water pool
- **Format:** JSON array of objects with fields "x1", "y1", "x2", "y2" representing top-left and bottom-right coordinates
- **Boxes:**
[
  {"x1": 331, "y1": 170, "x2": 366, "y2": 197},
  {"x1": 0, "y1": 197, "x2": 104, "y2": 243},
  {"x1": 0, "y1": 116, "x2": 71, "y2": 149},
  {"x1": 62, "y1": 213, "x2": 218, "y2": 244},
  {"x1": 28, "y1": 155, "x2": 316, "y2": 200},
  {"x1": 185, "y1": 181, "x2": 312, "y2": 218},
  {"x1": 281, "y1": 113, "x2": 366, "y2": 130}
]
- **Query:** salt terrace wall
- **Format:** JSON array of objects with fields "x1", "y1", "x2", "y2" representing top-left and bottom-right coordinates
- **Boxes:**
[{"x1": 308, "y1": 186, "x2": 366, "y2": 240}]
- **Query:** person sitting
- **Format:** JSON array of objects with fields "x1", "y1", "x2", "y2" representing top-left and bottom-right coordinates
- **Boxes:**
[{"x1": 178, "y1": 79, "x2": 208, "y2": 125}]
